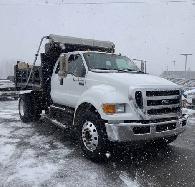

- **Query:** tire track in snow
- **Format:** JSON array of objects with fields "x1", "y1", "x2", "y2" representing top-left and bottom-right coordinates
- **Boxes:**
[{"x1": 188, "y1": 116, "x2": 195, "y2": 125}]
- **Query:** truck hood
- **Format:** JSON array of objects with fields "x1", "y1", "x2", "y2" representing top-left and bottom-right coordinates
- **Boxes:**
[{"x1": 89, "y1": 72, "x2": 178, "y2": 88}]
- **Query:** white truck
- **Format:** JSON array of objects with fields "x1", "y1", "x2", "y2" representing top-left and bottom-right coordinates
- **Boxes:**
[{"x1": 15, "y1": 34, "x2": 187, "y2": 160}]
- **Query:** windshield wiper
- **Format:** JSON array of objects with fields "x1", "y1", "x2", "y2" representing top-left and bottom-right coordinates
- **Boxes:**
[
  {"x1": 117, "y1": 69, "x2": 133, "y2": 72},
  {"x1": 90, "y1": 68, "x2": 144, "y2": 73},
  {"x1": 113, "y1": 68, "x2": 135, "y2": 72},
  {"x1": 96, "y1": 68, "x2": 112, "y2": 70},
  {"x1": 90, "y1": 68, "x2": 117, "y2": 72}
]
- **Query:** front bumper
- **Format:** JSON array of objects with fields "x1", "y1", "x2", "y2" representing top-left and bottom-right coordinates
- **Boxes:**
[{"x1": 105, "y1": 118, "x2": 187, "y2": 142}]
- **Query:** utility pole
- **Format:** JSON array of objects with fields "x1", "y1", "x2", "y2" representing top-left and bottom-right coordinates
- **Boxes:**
[
  {"x1": 180, "y1": 54, "x2": 192, "y2": 79},
  {"x1": 173, "y1": 60, "x2": 176, "y2": 71},
  {"x1": 166, "y1": 65, "x2": 169, "y2": 78}
]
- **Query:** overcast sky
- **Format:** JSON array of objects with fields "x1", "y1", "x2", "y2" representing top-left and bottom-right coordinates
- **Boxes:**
[{"x1": 0, "y1": 0, "x2": 194, "y2": 78}]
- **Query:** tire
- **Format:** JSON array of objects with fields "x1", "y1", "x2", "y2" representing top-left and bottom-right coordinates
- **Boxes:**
[
  {"x1": 19, "y1": 94, "x2": 41, "y2": 123},
  {"x1": 76, "y1": 110, "x2": 109, "y2": 161}
]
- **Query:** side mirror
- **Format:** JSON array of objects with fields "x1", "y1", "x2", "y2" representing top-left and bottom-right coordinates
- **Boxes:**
[
  {"x1": 141, "y1": 61, "x2": 145, "y2": 73},
  {"x1": 58, "y1": 54, "x2": 68, "y2": 79}
]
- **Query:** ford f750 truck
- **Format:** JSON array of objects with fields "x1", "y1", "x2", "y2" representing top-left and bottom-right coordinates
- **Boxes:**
[{"x1": 15, "y1": 34, "x2": 187, "y2": 160}]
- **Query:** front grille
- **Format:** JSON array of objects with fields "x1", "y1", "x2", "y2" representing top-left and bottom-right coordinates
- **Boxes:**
[
  {"x1": 146, "y1": 90, "x2": 180, "y2": 97},
  {"x1": 143, "y1": 89, "x2": 181, "y2": 119},
  {"x1": 156, "y1": 123, "x2": 176, "y2": 132},
  {"x1": 147, "y1": 98, "x2": 180, "y2": 106}
]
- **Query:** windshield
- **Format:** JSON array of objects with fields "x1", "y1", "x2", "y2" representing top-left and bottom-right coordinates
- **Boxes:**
[{"x1": 83, "y1": 52, "x2": 140, "y2": 72}]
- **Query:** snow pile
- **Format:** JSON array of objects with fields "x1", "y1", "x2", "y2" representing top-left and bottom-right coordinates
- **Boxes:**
[
  {"x1": 187, "y1": 116, "x2": 195, "y2": 126},
  {"x1": 6, "y1": 149, "x2": 59, "y2": 186},
  {"x1": 0, "y1": 80, "x2": 15, "y2": 89},
  {"x1": 0, "y1": 101, "x2": 19, "y2": 120},
  {"x1": 119, "y1": 171, "x2": 140, "y2": 187},
  {"x1": 0, "y1": 101, "x2": 74, "y2": 186},
  {"x1": 0, "y1": 144, "x2": 16, "y2": 166}
]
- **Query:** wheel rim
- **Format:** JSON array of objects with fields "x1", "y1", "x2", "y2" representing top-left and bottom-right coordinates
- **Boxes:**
[
  {"x1": 19, "y1": 99, "x2": 25, "y2": 116},
  {"x1": 82, "y1": 121, "x2": 99, "y2": 151}
]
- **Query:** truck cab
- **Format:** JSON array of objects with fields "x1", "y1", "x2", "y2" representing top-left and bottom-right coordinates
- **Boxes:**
[{"x1": 15, "y1": 35, "x2": 187, "y2": 161}]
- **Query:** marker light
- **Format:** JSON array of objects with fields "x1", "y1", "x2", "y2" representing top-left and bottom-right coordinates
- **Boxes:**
[{"x1": 103, "y1": 104, "x2": 125, "y2": 114}]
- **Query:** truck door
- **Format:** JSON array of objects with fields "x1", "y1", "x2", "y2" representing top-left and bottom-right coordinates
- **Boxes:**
[
  {"x1": 67, "y1": 54, "x2": 87, "y2": 107},
  {"x1": 51, "y1": 54, "x2": 86, "y2": 108}
]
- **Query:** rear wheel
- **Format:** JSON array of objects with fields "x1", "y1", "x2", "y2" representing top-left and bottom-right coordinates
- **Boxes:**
[
  {"x1": 76, "y1": 110, "x2": 110, "y2": 161},
  {"x1": 19, "y1": 94, "x2": 41, "y2": 123}
]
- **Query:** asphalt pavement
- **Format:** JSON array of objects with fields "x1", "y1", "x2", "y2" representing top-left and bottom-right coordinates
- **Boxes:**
[{"x1": 0, "y1": 100, "x2": 195, "y2": 187}]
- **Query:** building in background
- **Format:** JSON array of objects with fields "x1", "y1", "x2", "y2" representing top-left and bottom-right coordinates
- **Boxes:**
[
  {"x1": 161, "y1": 71, "x2": 195, "y2": 80},
  {"x1": 161, "y1": 71, "x2": 195, "y2": 88}
]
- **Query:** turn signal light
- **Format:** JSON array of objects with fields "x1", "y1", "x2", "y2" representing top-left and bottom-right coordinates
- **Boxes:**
[
  {"x1": 103, "y1": 104, "x2": 116, "y2": 114},
  {"x1": 102, "y1": 104, "x2": 125, "y2": 114}
]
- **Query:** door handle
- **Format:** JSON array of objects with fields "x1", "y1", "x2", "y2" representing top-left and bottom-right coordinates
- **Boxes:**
[{"x1": 73, "y1": 76, "x2": 85, "y2": 86}]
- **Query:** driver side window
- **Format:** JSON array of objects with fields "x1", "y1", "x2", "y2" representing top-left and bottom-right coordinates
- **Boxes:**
[{"x1": 68, "y1": 54, "x2": 86, "y2": 77}]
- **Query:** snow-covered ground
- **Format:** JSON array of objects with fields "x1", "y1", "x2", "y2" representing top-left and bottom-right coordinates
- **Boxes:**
[
  {"x1": 0, "y1": 80, "x2": 19, "y2": 100},
  {"x1": 187, "y1": 116, "x2": 195, "y2": 126},
  {"x1": 0, "y1": 100, "x2": 195, "y2": 187},
  {"x1": 0, "y1": 79, "x2": 15, "y2": 89},
  {"x1": 0, "y1": 101, "x2": 141, "y2": 187},
  {"x1": 0, "y1": 101, "x2": 73, "y2": 186}
]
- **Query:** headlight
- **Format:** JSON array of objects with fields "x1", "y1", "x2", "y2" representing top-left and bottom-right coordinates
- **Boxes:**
[
  {"x1": 135, "y1": 91, "x2": 143, "y2": 109},
  {"x1": 102, "y1": 103, "x2": 125, "y2": 114}
]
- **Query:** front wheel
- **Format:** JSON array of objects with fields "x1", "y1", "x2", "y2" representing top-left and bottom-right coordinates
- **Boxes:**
[{"x1": 77, "y1": 110, "x2": 109, "y2": 161}]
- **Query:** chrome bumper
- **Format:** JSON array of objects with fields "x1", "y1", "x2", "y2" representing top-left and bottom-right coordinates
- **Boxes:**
[{"x1": 105, "y1": 118, "x2": 187, "y2": 142}]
